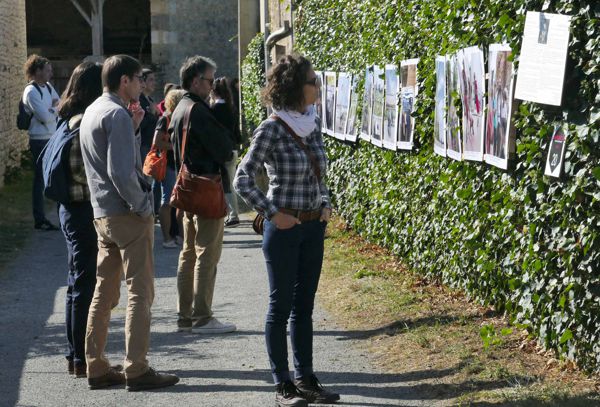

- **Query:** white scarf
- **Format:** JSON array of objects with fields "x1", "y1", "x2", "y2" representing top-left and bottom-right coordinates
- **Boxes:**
[{"x1": 272, "y1": 105, "x2": 317, "y2": 138}]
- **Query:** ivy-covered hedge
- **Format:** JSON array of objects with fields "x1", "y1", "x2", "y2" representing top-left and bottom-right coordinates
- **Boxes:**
[
  {"x1": 242, "y1": 0, "x2": 600, "y2": 371},
  {"x1": 241, "y1": 34, "x2": 267, "y2": 138}
]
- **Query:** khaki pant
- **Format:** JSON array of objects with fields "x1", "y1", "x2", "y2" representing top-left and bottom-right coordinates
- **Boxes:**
[
  {"x1": 177, "y1": 212, "x2": 224, "y2": 325},
  {"x1": 85, "y1": 213, "x2": 154, "y2": 379}
]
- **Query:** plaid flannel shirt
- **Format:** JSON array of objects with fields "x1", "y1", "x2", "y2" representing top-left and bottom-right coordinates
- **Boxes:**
[
  {"x1": 234, "y1": 116, "x2": 331, "y2": 219},
  {"x1": 69, "y1": 133, "x2": 90, "y2": 202}
]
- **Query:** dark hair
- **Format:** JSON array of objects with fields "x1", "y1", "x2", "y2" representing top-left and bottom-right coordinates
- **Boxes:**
[
  {"x1": 228, "y1": 77, "x2": 240, "y2": 109},
  {"x1": 261, "y1": 54, "x2": 312, "y2": 111},
  {"x1": 57, "y1": 62, "x2": 103, "y2": 119},
  {"x1": 101, "y1": 55, "x2": 142, "y2": 92},
  {"x1": 24, "y1": 54, "x2": 50, "y2": 80},
  {"x1": 163, "y1": 82, "x2": 180, "y2": 96},
  {"x1": 212, "y1": 77, "x2": 233, "y2": 107},
  {"x1": 142, "y1": 68, "x2": 154, "y2": 80},
  {"x1": 179, "y1": 56, "x2": 217, "y2": 90}
]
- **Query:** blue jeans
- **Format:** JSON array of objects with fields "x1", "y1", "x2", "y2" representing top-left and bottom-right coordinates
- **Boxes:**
[
  {"x1": 59, "y1": 202, "x2": 98, "y2": 366},
  {"x1": 30, "y1": 139, "x2": 49, "y2": 223},
  {"x1": 262, "y1": 218, "x2": 327, "y2": 384}
]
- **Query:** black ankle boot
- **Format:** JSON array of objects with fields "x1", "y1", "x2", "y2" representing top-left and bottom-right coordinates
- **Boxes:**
[
  {"x1": 275, "y1": 380, "x2": 308, "y2": 407},
  {"x1": 294, "y1": 374, "x2": 340, "y2": 404}
]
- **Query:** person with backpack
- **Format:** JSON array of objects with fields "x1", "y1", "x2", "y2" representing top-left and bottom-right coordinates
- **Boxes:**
[
  {"x1": 21, "y1": 54, "x2": 60, "y2": 230},
  {"x1": 50, "y1": 61, "x2": 104, "y2": 378}
]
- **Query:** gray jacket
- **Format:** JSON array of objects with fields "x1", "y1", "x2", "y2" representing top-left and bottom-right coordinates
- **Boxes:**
[{"x1": 80, "y1": 92, "x2": 153, "y2": 219}]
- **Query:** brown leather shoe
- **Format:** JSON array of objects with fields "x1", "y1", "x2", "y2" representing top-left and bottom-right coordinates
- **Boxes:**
[
  {"x1": 88, "y1": 367, "x2": 126, "y2": 390},
  {"x1": 76, "y1": 363, "x2": 123, "y2": 379},
  {"x1": 126, "y1": 367, "x2": 179, "y2": 392}
]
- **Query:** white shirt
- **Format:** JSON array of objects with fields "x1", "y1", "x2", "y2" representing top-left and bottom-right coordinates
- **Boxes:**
[{"x1": 22, "y1": 82, "x2": 60, "y2": 139}]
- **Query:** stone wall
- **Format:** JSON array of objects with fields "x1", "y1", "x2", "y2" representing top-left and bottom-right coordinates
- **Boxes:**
[
  {"x1": 151, "y1": 0, "x2": 239, "y2": 90},
  {"x1": 0, "y1": 0, "x2": 28, "y2": 187}
]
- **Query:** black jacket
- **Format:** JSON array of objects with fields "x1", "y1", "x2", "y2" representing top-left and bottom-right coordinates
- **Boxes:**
[
  {"x1": 168, "y1": 92, "x2": 233, "y2": 175},
  {"x1": 139, "y1": 93, "x2": 158, "y2": 149},
  {"x1": 211, "y1": 102, "x2": 242, "y2": 147}
]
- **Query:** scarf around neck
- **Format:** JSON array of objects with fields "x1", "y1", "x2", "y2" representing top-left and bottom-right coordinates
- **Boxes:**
[{"x1": 272, "y1": 105, "x2": 317, "y2": 138}]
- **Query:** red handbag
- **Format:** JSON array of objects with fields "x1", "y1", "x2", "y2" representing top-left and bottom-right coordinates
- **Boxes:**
[
  {"x1": 143, "y1": 144, "x2": 167, "y2": 181},
  {"x1": 169, "y1": 103, "x2": 227, "y2": 219}
]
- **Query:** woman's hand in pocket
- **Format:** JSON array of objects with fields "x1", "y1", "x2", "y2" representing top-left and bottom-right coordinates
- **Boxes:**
[{"x1": 272, "y1": 212, "x2": 301, "y2": 230}]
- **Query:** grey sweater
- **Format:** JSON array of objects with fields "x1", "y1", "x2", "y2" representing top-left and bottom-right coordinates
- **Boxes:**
[{"x1": 80, "y1": 92, "x2": 153, "y2": 218}]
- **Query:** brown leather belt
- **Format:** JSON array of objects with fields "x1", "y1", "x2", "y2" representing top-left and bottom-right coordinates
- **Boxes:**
[{"x1": 279, "y1": 208, "x2": 322, "y2": 222}]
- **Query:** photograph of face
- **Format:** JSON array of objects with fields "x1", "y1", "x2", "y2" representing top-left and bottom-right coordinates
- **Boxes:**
[
  {"x1": 346, "y1": 75, "x2": 359, "y2": 142},
  {"x1": 434, "y1": 56, "x2": 447, "y2": 157},
  {"x1": 371, "y1": 65, "x2": 385, "y2": 147},
  {"x1": 382, "y1": 65, "x2": 399, "y2": 150},
  {"x1": 314, "y1": 71, "x2": 323, "y2": 122},
  {"x1": 458, "y1": 46, "x2": 485, "y2": 161},
  {"x1": 324, "y1": 71, "x2": 337, "y2": 136},
  {"x1": 335, "y1": 72, "x2": 351, "y2": 140},
  {"x1": 360, "y1": 66, "x2": 374, "y2": 141},
  {"x1": 398, "y1": 59, "x2": 418, "y2": 150},
  {"x1": 484, "y1": 44, "x2": 515, "y2": 170},
  {"x1": 446, "y1": 54, "x2": 462, "y2": 161}
]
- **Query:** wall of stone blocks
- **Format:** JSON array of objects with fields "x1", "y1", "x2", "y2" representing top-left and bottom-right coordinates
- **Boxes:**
[
  {"x1": 0, "y1": 0, "x2": 28, "y2": 187},
  {"x1": 151, "y1": 0, "x2": 239, "y2": 93}
]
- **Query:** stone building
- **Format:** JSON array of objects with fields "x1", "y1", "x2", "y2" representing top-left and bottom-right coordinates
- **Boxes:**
[
  {"x1": 0, "y1": 0, "x2": 28, "y2": 186},
  {"x1": 0, "y1": 0, "x2": 262, "y2": 186}
]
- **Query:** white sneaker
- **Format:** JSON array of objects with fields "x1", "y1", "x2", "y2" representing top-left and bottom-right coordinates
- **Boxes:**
[
  {"x1": 191, "y1": 317, "x2": 237, "y2": 334},
  {"x1": 162, "y1": 240, "x2": 178, "y2": 249}
]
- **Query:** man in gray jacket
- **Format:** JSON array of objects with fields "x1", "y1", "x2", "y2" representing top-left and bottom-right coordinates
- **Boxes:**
[{"x1": 80, "y1": 54, "x2": 178, "y2": 391}]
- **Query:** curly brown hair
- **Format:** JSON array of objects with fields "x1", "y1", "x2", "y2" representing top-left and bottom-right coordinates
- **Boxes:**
[
  {"x1": 261, "y1": 53, "x2": 312, "y2": 111},
  {"x1": 24, "y1": 54, "x2": 50, "y2": 80}
]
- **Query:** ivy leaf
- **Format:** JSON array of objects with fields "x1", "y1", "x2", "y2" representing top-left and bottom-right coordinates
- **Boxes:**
[{"x1": 560, "y1": 329, "x2": 573, "y2": 344}]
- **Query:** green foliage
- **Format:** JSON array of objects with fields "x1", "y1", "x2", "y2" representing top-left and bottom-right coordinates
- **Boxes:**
[
  {"x1": 241, "y1": 34, "x2": 267, "y2": 139},
  {"x1": 243, "y1": 0, "x2": 600, "y2": 371}
]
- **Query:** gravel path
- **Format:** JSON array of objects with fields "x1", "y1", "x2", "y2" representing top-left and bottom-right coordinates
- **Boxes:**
[{"x1": 0, "y1": 214, "x2": 433, "y2": 407}]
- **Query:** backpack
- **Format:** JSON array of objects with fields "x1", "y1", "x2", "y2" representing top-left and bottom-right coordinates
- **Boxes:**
[
  {"x1": 40, "y1": 118, "x2": 78, "y2": 204},
  {"x1": 17, "y1": 82, "x2": 46, "y2": 130}
]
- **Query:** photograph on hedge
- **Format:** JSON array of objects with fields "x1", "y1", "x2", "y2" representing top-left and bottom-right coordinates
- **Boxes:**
[
  {"x1": 371, "y1": 65, "x2": 385, "y2": 147},
  {"x1": 484, "y1": 44, "x2": 515, "y2": 170},
  {"x1": 544, "y1": 126, "x2": 569, "y2": 178},
  {"x1": 324, "y1": 71, "x2": 337, "y2": 136},
  {"x1": 360, "y1": 66, "x2": 374, "y2": 141},
  {"x1": 514, "y1": 11, "x2": 572, "y2": 106},
  {"x1": 383, "y1": 64, "x2": 399, "y2": 150},
  {"x1": 345, "y1": 75, "x2": 359, "y2": 142},
  {"x1": 446, "y1": 54, "x2": 462, "y2": 161},
  {"x1": 398, "y1": 59, "x2": 419, "y2": 150},
  {"x1": 458, "y1": 47, "x2": 485, "y2": 161},
  {"x1": 434, "y1": 56, "x2": 447, "y2": 157},
  {"x1": 314, "y1": 70, "x2": 323, "y2": 120},
  {"x1": 335, "y1": 72, "x2": 352, "y2": 140}
]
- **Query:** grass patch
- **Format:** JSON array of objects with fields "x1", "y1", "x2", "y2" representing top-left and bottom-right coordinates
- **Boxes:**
[
  {"x1": 318, "y1": 216, "x2": 600, "y2": 406},
  {"x1": 0, "y1": 168, "x2": 34, "y2": 274}
]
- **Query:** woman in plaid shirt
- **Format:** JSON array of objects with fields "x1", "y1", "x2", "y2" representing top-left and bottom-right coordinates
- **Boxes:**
[
  {"x1": 55, "y1": 62, "x2": 103, "y2": 378},
  {"x1": 234, "y1": 54, "x2": 339, "y2": 407}
]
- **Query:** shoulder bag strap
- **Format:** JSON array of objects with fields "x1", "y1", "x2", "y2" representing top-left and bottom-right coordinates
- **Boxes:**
[
  {"x1": 271, "y1": 114, "x2": 322, "y2": 181},
  {"x1": 179, "y1": 102, "x2": 197, "y2": 167}
]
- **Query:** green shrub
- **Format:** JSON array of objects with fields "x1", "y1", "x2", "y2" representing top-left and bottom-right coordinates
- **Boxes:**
[
  {"x1": 241, "y1": 33, "x2": 267, "y2": 140},
  {"x1": 243, "y1": 0, "x2": 600, "y2": 371}
]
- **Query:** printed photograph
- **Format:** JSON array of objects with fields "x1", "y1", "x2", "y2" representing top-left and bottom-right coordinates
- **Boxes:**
[
  {"x1": 458, "y1": 47, "x2": 485, "y2": 161},
  {"x1": 398, "y1": 59, "x2": 418, "y2": 150},
  {"x1": 314, "y1": 70, "x2": 323, "y2": 122},
  {"x1": 544, "y1": 126, "x2": 568, "y2": 178},
  {"x1": 334, "y1": 72, "x2": 351, "y2": 140},
  {"x1": 360, "y1": 66, "x2": 374, "y2": 141},
  {"x1": 383, "y1": 65, "x2": 399, "y2": 150},
  {"x1": 346, "y1": 75, "x2": 359, "y2": 142},
  {"x1": 446, "y1": 54, "x2": 462, "y2": 161},
  {"x1": 484, "y1": 44, "x2": 515, "y2": 170},
  {"x1": 434, "y1": 56, "x2": 447, "y2": 157},
  {"x1": 371, "y1": 65, "x2": 385, "y2": 147},
  {"x1": 324, "y1": 71, "x2": 337, "y2": 136}
]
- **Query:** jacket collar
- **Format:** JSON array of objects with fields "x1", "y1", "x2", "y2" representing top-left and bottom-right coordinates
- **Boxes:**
[{"x1": 104, "y1": 92, "x2": 132, "y2": 116}]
